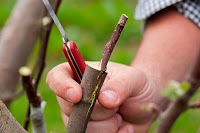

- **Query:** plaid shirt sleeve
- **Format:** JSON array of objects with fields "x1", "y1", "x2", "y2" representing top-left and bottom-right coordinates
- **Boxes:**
[{"x1": 135, "y1": 0, "x2": 200, "y2": 27}]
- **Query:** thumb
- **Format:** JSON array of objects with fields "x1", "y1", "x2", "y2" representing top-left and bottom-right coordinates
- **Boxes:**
[{"x1": 98, "y1": 67, "x2": 150, "y2": 109}]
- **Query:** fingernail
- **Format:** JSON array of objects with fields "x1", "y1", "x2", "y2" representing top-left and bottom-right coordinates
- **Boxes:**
[
  {"x1": 101, "y1": 90, "x2": 118, "y2": 103},
  {"x1": 66, "y1": 89, "x2": 74, "y2": 102},
  {"x1": 128, "y1": 126, "x2": 134, "y2": 133}
]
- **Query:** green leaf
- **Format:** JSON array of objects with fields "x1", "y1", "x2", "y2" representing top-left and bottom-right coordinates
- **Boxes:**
[
  {"x1": 161, "y1": 88, "x2": 178, "y2": 101},
  {"x1": 180, "y1": 82, "x2": 190, "y2": 92}
]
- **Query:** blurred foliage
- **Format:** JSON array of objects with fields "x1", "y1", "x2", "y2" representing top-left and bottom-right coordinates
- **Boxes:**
[
  {"x1": 161, "y1": 81, "x2": 190, "y2": 101},
  {"x1": 1, "y1": 0, "x2": 200, "y2": 133}
]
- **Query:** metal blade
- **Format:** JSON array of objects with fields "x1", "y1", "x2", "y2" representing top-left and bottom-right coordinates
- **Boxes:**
[{"x1": 42, "y1": 0, "x2": 69, "y2": 43}]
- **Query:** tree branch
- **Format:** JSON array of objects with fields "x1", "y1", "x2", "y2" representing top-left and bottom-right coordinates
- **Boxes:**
[
  {"x1": 155, "y1": 49, "x2": 200, "y2": 133},
  {"x1": 19, "y1": 67, "x2": 41, "y2": 107},
  {"x1": 99, "y1": 14, "x2": 128, "y2": 71},
  {"x1": 187, "y1": 101, "x2": 200, "y2": 109},
  {"x1": 66, "y1": 14, "x2": 128, "y2": 133},
  {"x1": 0, "y1": 101, "x2": 28, "y2": 133},
  {"x1": 3, "y1": 89, "x2": 24, "y2": 103},
  {"x1": 19, "y1": 67, "x2": 47, "y2": 133}
]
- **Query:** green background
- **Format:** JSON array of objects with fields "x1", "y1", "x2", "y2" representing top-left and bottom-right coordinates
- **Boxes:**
[{"x1": 0, "y1": 0, "x2": 200, "y2": 132}]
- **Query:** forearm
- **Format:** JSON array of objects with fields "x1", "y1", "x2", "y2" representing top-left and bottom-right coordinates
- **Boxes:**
[{"x1": 131, "y1": 7, "x2": 200, "y2": 89}]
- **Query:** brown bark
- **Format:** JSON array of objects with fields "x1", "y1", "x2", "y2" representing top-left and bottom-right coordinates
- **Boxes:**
[
  {"x1": 100, "y1": 14, "x2": 128, "y2": 71},
  {"x1": 0, "y1": 0, "x2": 56, "y2": 107},
  {"x1": 66, "y1": 65, "x2": 107, "y2": 133},
  {"x1": 155, "y1": 49, "x2": 200, "y2": 133},
  {"x1": 0, "y1": 101, "x2": 28, "y2": 133},
  {"x1": 19, "y1": 67, "x2": 41, "y2": 108}
]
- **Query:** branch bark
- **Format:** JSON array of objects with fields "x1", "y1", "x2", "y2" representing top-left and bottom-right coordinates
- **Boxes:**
[
  {"x1": 19, "y1": 67, "x2": 41, "y2": 107},
  {"x1": 66, "y1": 14, "x2": 128, "y2": 133},
  {"x1": 0, "y1": 101, "x2": 27, "y2": 133},
  {"x1": 66, "y1": 65, "x2": 107, "y2": 133},
  {"x1": 19, "y1": 66, "x2": 47, "y2": 133},
  {"x1": 0, "y1": 0, "x2": 56, "y2": 107},
  {"x1": 100, "y1": 14, "x2": 128, "y2": 71},
  {"x1": 155, "y1": 49, "x2": 200, "y2": 133}
]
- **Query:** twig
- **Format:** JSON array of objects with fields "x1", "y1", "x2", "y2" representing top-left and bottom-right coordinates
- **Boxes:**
[
  {"x1": 155, "y1": 49, "x2": 200, "y2": 133},
  {"x1": 19, "y1": 67, "x2": 47, "y2": 133},
  {"x1": 23, "y1": 105, "x2": 30, "y2": 130},
  {"x1": 19, "y1": 67, "x2": 41, "y2": 107},
  {"x1": 3, "y1": 89, "x2": 24, "y2": 103},
  {"x1": 99, "y1": 14, "x2": 128, "y2": 71},
  {"x1": 23, "y1": 0, "x2": 62, "y2": 130},
  {"x1": 187, "y1": 101, "x2": 200, "y2": 109},
  {"x1": 34, "y1": 0, "x2": 62, "y2": 90},
  {"x1": 66, "y1": 14, "x2": 128, "y2": 133}
]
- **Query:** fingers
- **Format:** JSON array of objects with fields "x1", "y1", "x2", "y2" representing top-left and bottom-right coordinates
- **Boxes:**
[
  {"x1": 90, "y1": 101, "x2": 118, "y2": 120},
  {"x1": 86, "y1": 114, "x2": 122, "y2": 133},
  {"x1": 98, "y1": 63, "x2": 149, "y2": 109},
  {"x1": 57, "y1": 96, "x2": 118, "y2": 121},
  {"x1": 57, "y1": 96, "x2": 73, "y2": 117},
  {"x1": 62, "y1": 112, "x2": 122, "y2": 133},
  {"x1": 46, "y1": 63, "x2": 82, "y2": 103},
  {"x1": 117, "y1": 124, "x2": 134, "y2": 133}
]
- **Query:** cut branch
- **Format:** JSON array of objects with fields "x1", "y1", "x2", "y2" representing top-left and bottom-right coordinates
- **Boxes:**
[
  {"x1": 100, "y1": 14, "x2": 128, "y2": 71},
  {"x1": 19, "y1": 66, "x2": 47, "y2": 133},
  {"x1": 19, "y1": 66, "x2": 41, "y2": 107},
  {"x1": 66, "y1": 14, "x2": 128, "y2": 133}
]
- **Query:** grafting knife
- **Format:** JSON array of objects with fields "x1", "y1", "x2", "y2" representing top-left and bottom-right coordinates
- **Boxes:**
[{"x1": 42, "y1": 0, "x2": 86, "y2": 83}]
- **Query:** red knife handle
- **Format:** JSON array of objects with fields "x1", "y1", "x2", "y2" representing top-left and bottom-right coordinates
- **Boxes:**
[{"x1": 62, "y1": 41, "x2": 86, "y2": 83}]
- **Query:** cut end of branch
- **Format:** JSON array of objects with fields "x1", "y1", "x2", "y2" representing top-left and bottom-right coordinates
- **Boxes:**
[
  {"x1": 19, "y1": 66, "x2": 32, "y2": 76},
  {"x1": 88, "y1": 64, "x2": 101, "y2": 71},
  {"x1": 42, "y1": 16, "x2": 51, "y2": 27},
  {"x1": 99, "y1": 14, "x2": 128, "y2": 71},
  {"x1": 118, "y1": 14, "x2": 128, "y2": 26}
]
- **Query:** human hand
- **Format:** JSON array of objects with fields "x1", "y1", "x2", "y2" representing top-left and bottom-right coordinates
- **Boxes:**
[{"x1": 46, "y1": 62, "x2": 157, "y2": 133}]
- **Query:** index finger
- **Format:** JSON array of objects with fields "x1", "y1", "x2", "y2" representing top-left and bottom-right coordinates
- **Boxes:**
[{"x1": 46, "y1": 63, "x2": 82, "y2": 103}]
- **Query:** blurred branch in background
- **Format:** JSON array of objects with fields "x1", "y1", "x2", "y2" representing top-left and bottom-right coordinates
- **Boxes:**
[{"x1": 0, "y1": 0, "x2": 56, "y2": 107}]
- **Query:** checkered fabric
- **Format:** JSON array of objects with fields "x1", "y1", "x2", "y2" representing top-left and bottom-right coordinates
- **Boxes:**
[{"x1": 135, "y1": 0, "x2": 200, "y2": 27}]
